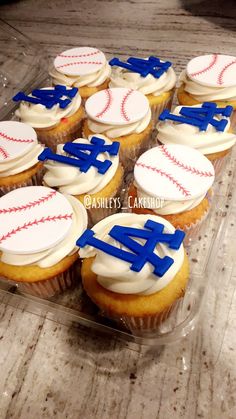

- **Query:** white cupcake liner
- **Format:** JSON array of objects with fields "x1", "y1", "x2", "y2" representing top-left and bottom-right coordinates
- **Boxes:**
[
  {"x1": 36, "y1": 118, "x2": 83, "y2": 151},
  {"x1": 0, "y1": 166, "x2": 44, "y2": 197},
  {"x1": 17, "y1": 260, "x2": 80, "y2": 299},
  {"x1": 82, "y1": 125, "x2": 153, "y2": 175},
  {"x1": 151, "y1": 93, "x2": 174, "y2": 127}
]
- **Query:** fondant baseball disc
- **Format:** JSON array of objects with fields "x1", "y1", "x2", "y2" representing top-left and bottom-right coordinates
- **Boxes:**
[
  {"x1": 54, "y1": 47, "x2": 106, "y2": 76},
  {"x1": 0, "y1": 121, "x2": 37, "y2": 162},
  {"x1": 85, "y1": 88, "x2": 150, "y2": 125},
  {"x1": 134, "y1": 144, "x2": 215, "y2": 201},
  {"x1": 187, "y1": 54, "x2": 236, "y2": 88},
  {"x1": 0, "y1": 186, "x2": 73, "y2": 254}
]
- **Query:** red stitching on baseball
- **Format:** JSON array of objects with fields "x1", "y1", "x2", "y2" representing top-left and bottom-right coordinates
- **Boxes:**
[
  {"x1": 160, "y1": 145, "x2": 214, "y2": 177},
  {"x1": 190, "y1": 54, "x2": 218, "y2": 78},
  {"x1": 136, "y1": 162, "x2": 190, "y2": 197},
  {"x1": 56, "y1": 61, "x2": 103, "y2": 69},
  {"x1": 121, "y1": 89, "x2": 132, "y2": 122},
  {"x1": 95, "y1": 89, "x2": 112, "y2": 119},
  {"x1": 0, "y1": 131, "x2": 34, "y2": 144},
  {"x1": 217, "y1": 59, "x2": 236, "y2": 85},
  {"x1": 0, "y1": 146, "x2": 9, "y2": 160},
  {"x1": 58, "y1": 50, "x2": 100, "y2": 59},
  {"x1": 0, "y1": 191, "x2": 57, "y2": 215},
  {"x1": 0, "y1": 214, "x2": 73, "y2": 244}
]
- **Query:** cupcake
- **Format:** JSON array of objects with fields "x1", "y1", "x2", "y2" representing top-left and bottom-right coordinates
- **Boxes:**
[
  {"x1": 77, "y1": 213, "x2": 189, "y2": 333},
  {"x1": 158, "y1": 102, "x2": 236, "y2": 176},
  {"x1": 177, "y1": 54, "x2": 236, "y2": 130},
  {"x1": 83, "y1": 87, "x2": 152, "y2": 170},
  {"x1": 38, "y1": 135, "x2": 124, "y2": 225},
  {"x1": 13, "y1": 85, "x2": 84, "y2": 149},
  {"x1": 50, "y1": 47, "x2": 111, "y2": 100},
  {"x1": 0, "y1": 121, "x2": 44, "y2": 196},
  {"x1": 109, "y1": 55, "x2": 176, "y2": 123},
  {"x1": 0, "y1": 186, "x2": 87, "y2": 298},
  {"x1": 128, "y1": 144, "x2": 215, "y2": 244}
]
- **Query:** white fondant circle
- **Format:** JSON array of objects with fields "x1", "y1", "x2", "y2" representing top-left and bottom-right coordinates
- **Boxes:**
[
  {"x1": 134, "y1": 144, "x2": 215, "y2": 201},
  {"x1": 85, "y1": 88, "x2": 149, "y2": 125},
  {"x1": 0, "y1": 186, "x2": 73, "y2": 254},
  {"x1": 0, "y1": 121, "x2": 37, "y2": 162},
  {"x1": 187, "y1": 54, "x2": 236, "y2": 88},
  {"x1": 54, "y1": 47, "x2": 106, "y2": 76}
]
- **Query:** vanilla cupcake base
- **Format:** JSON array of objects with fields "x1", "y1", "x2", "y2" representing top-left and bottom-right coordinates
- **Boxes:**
[
  {"x1": 128, "y1": 184, "x2": 212, "y2": 247},
  {"x1": 147, "y1": 89, "x2": 174, "y2": 126},
  {"x1": 79, "y1": 80, "x2": 110, "y2": 101},
  {"x1": 81, "y1": 252, "x2": 189, "y2": 333},
  {"x1": 0, "y1": 252, "x2": 80, "y2": 299},
  {"x1": 36, "y1": 107, "x2": 85, "y2": 150},
  {"x1": 101, "y1": 296, "x2": 184, "y2": 334},
  {"x1": 0, "y1": 163, "x2": 44, "y2": 197}
]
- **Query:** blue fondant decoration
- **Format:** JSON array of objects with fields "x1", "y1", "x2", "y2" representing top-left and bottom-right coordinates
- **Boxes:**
[
  {"x1": 38, "y1": 136, "x2": 120, "y2": 174},
  {"x1": 159, "y1": 102, "x2": 233, "y2": 132},
  {"x1": 77, "y1": 219, "x2": 185, "y2": 277},
  {"x1": 12, "y1": 85, "x2": 78, "y2": 109},
  {"x1": 109, "y1": 56, "x2": 172, "y2": 78}
]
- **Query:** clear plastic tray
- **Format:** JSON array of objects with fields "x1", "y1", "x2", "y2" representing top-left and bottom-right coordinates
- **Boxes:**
[{"x1": 0, "y1": 20, "x2": 235, "y2": 359}]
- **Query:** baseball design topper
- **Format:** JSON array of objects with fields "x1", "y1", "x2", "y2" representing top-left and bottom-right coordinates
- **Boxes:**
[
  {"x1": 187, "y1": 54, "x2": 236, "y2": 88},
  {"x1": 54, "y1": 47, "x2": 106, "y2": 76},
  {"x1": 0, "y1": 121, "x2": 37, "y2": 162},
  {"x1": 134, "y1": 144, "x2": 215, "y2": 201},
  {"x1": 85, "y1": 88, "x2": 150, "y2": 125},
  {"x1": 0, "y1": 186, "x2": 73, "y2": 255}
]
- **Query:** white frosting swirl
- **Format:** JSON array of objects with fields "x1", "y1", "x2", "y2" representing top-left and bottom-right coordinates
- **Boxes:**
[
  {"x1": 15, "y1": 87, "x2": 82, "y2": 129},
  {"x1": 87, "y1": 108, "x2": 152, "y2": 139},
  {"x1": 79, "y1": 213, "x2": 184, "y2": 295},
  {"x1": 1, "y1": 196, "x2": 88, "y2": 268},
  {"x1": 43, "y1": 135, "x2": 119, "y2": 195},
  {"x1": 157, "y1": 105, "x2": 236, "y2": 154},
  {"x1": 0, "y1": 143, "x2": 44, "y2": 177},
  {"x1": 135, "y1": 183, "x2": 206, "y2": 215},
  {"x1": 180, "y1": 70, "x2": 236, "y2": 101},
  {"x1": 109, "y1": 66, "x2": 176, "y2": 96},
  {"x1": 50, "y1": 61, "x2": 111, "y2": 88}
]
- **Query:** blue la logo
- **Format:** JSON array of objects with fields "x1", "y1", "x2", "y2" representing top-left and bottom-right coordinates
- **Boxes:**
[
  {"x1": 159, "y1": 102, "x2": 233, "y2": 132},
  {"x1": 77, "y1": 219, "x2": 185, "y2": 277},
  {"x1": 38, "y1": 136, "x2": 120, "y2": 174},
  {"x1": 109, "y1": 56, "x2": 172, "y2": 78},
  {"x1": 13, "y1": 85, "x2": 78, "y2": 109}
]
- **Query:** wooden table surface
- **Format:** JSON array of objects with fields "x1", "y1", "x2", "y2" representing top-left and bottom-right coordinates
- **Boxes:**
[{"x1": 0, "y1": 1, "x2": 236, "y2": 418}]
